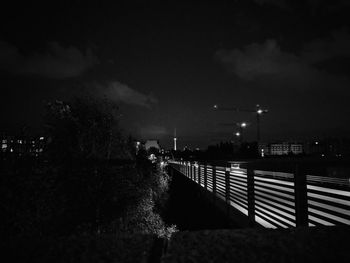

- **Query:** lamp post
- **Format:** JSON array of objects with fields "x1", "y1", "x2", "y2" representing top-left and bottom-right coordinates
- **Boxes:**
[
  {"x1": 214, "y1": 104, "x2": 268, "y2": 142},
  {"x1": 256, "y1": 105, "x2": 268, "y2": 143},
  {"x1": 237, "y1": 122, "x2": 247, "y2": 143}
]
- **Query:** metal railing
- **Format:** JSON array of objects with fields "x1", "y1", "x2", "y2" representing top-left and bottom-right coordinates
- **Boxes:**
[{"x1": 169, "y1": 160, "x2": 350, "y2": 229}]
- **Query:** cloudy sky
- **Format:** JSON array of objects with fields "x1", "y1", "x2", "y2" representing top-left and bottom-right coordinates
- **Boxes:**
[{"x1": 1, "y1": 0, "x2": 350, "y2": 149}]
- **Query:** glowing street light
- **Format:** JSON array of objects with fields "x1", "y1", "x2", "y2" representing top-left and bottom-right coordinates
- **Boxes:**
[
  {"x1": 255, "y1": 104, "x2": 268, "y2": 142},
  {"x1": 213, "y1": 104, "x2": 268, "y2": 142},
  {"x1": 236, "y1": 121, "x2": 248, "y2": 143}
]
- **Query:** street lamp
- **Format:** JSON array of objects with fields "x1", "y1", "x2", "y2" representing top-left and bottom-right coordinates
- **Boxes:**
[
  {"x1": 237, "y1": 121, "x2": 248, "y2": 143},
  {"x1": 255, "y1": 104, "x2": 268, "y2": 142},
  {"x1": 240, "y1": 122, "x2": 247, "y2": 128},
  {"x1": 213, "y1": 104, "x2": 268, "y2": 142}
]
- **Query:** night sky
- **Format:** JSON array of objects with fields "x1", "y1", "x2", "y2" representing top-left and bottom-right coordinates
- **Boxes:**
[{"x1": 1, "y1": 0, "x2": 350, "y2": 149}]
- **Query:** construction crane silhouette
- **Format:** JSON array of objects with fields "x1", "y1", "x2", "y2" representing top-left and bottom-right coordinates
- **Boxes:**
[{"x1": 214, "y1": 104, "x2": 268, "y2": 142}]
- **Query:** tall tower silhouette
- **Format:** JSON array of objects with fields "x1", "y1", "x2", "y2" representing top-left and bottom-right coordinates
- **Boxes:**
[{"x1": 173, "y1": 128, "x2": 177, "y2": 151}]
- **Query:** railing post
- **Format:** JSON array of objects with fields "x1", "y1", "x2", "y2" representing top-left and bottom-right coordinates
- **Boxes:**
[
  {"x1": 188, "y1": 162, "x2": 190, "y2": 178},
  {"x1": 247, "y1": 165, "x2": 256, "y2": 226},
  {"x1": 190, "y1": 162, "x2": 193, "y2": 180},
  {"x1": 204, "y1": 164, "x2": 207, "y2": 189},
  {"x1": 187, "y1": 162, "x2": 190, "y2": 178},
  {"x1": 294, "y1": 164, "x2": 308, "y2": 227},
  {"x1": 213, "y1": 165, "x2": 216, "y2": 199},
  {"x1": 225, "y1": 165, "x2": 231, "y2": 214},
  {"x1": 193, "y1": 163, "x2": 196, "y2": 182},
  {"x1": 198, "y1": 164, "x2": 201, "y2": 186}
]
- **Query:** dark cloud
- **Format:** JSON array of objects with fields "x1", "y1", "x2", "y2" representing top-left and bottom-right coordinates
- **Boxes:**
[
  {"x1": 253, "y1": 0, "x2": 288, "y2": 9},
  {"x1": 96, "y1": 81, "x2": 158, "y2": 108},
  {"x1": 306, "y1": 0, "x2": 350, "y2": 10},
  {"x1": 0, "y1": 41, "x2": 98, "y2": 78},
  {"x1": 139, "y1": 125, "x2": 168, "y2": 137},
  {"x1": 216, "y1": 39, "x2": 311, "y2": 81},
  {"x1": 215, "y1": 28, "x2": 350, "y2": 85},
  {"x1": 302, "y1": 28, "x2": 350, "y2": 64},
  {"x1": 253, "y1": 0, "x2": 350, "y2": 12}
]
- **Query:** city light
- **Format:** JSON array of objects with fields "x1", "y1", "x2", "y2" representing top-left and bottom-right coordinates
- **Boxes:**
[
  {"x1": 235, "y1": 132, "x2": 240, "y2": 137},
  {"x1": 213, "y1": 104, "x2": 268, "y2": 142}
]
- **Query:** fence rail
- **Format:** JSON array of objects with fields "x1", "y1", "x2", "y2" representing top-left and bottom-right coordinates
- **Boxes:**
[{"x1": 169, "y1": 160, "x2": 350, "y2": 229}]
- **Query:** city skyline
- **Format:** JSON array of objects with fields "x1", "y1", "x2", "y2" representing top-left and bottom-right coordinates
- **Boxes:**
[{"x1": 1, "y1": 1, "x2": 350, "y2": 149}]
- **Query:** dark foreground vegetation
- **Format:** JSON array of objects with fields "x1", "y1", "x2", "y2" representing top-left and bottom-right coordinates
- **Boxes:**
[{"x1": 0, "y1": 97, "x2": 175, "y2": 262}]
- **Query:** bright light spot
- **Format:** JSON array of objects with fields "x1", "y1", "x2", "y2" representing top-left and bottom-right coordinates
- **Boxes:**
[
  {"x1": 257, "y1": 109, "x2": 263, "y2": 114},
  {"x1": 241, "y1": 122, "x2": 247, "y2": 128},
  {"x1": 321, "y1": 154, "x2": 325, "y2": 157},
  {"x1": 213, "y1": 104, "x2": 218, "y2": 109},
  {"x1": 315, "y1": 141, "x2": 319, "y2": 145},
  {"x1": 148, "y1": 154, "x2": 156, "y2": 162},
  {"x1": 235, "y1": 132, "x2": 240, "y2": 136},
  {"x1": 40, "y1": 137, "x2": 44, "y2": 140},
  {"x1": 261, "y1": 149, "x2": 265, "y2": 157},
  {"x1": 10, "y1": 148, "x2": 13, "y2": 153}
]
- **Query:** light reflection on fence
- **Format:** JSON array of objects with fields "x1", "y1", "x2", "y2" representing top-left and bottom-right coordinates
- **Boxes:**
[{"x1": 170, "y1": 161, "x2": 350, "y2": 229}]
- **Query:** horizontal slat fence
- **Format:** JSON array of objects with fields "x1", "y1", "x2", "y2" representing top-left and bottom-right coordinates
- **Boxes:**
[
  {"x1": 254, "y1": 170, "x2": 296, "y2": 228},
  {"x1": 229, "y1": 167, "x2": 249, "y2": 216},
  {"x1": 306, "y1": 175, "x2": 350, "y2": 226},
  {"x1": 169, "y1": 161, "x2": 350, "y2": 229}
]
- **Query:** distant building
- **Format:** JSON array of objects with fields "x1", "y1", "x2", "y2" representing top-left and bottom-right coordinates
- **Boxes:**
[
  {"x1": 270, "y1": 142, "x2": 290, "y2": 155},
  {"x1": 259, "y1": 142, "x2": 303, "y2": 156},
  {"x1": 1, "y1": 134, "x2": 45, "y2": 157},
  {"x1": 290, "y1": 143, "x2": 303, "y2": 155}
]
